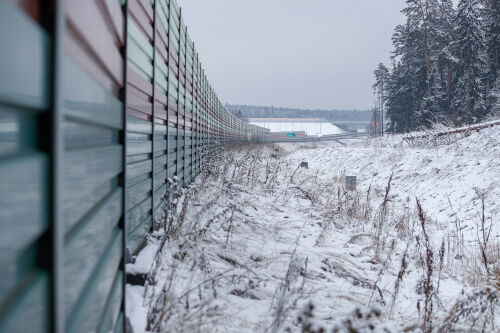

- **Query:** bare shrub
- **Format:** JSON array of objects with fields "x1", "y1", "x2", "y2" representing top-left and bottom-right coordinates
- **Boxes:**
[
  {"x1": 416, "y1": 198, "x2": 435, "y2": 333},
  {"x1": 474, "y1": 187, "x2": 494, "y2": 278},
  {"x1": 437, "y1": 287, "x2": 499, "y2": 333},
  {"x1": 269, "y1": 253, "x2": 308, "y2": 333},
  {"x1": 389, "y1": 243, "x2": 409, "y2": 319},
  {"x1": 373, "y1": 173, "x2": 393, "y2": 259}
]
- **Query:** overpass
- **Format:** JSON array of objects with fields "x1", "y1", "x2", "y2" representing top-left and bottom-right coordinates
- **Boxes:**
[
  {"x1": 329, "y1": 121, "x2": 371, "y2": 132},
  {"x1": 270, "y1": 132, "x2": 369, "y2": 143},
  {"x1": 0, "y1": 1, "x2": 268, "y2": 332}
]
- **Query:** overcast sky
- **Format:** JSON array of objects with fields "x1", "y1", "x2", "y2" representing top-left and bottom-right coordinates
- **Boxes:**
[{"x1": 177, "y1": 0, "x2": 406, "y2": 110}]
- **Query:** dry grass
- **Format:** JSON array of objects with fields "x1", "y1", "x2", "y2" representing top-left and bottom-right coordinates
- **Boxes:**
[{"x1": 140, "y1": 143, "x2": 499, "y2": 332}]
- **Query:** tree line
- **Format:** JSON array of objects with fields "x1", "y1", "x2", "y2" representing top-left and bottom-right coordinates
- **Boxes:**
[
  {"x1": 373, "y1": 0, "x2": 500, "y2": 133},
  {"x1": 225, "y1": 104, "x2": 372, "y2": 122}
]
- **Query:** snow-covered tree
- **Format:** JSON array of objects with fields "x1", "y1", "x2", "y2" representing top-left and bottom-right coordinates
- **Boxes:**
[
  {"x1": 386, "y1": 60, "x2": 414, "y2": 133},
  {"x1": 488, "y1": 71, "x2": 500, "y2": 117},
  {"x1": 452, "y1": 0, "x2": 488, "y2": 124},
  {"x1": 380, "y1": 0, "x2": 497, "y2": 130},
  {"x1": 418, "y1": 0, "x2": 456, "y2": 125},
  {"x1": 482, "y1": 0, "x2": 500, "y2": 85},
  {"x1": 482, "y1": 0, "x2": 500, "y2": 113},
  {"x1": 385, "y1": 2, "x2": 429, "y2": 132},
  {"x1": 433, "y1": 0, "x2": 456, "y2": 114},
  {"x1": 419, "y1": 62, "x2": 448, "y2": 126},
  {"x1": 372, "y1": 63, "x2": 390, "y2": 135}
]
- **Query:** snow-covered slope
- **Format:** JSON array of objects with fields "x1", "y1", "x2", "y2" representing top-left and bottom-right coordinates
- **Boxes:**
[
  {"x1": 127, "y1": 123, "x2": 500, "y2": 332},
  {"x1": 280, "y1": 123, "x2": 500, "y2": 240}
]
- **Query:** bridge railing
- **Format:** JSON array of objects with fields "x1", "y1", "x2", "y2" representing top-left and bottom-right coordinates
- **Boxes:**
[
  {"x1": 270, "y1": 132, "x2": 369, "y2": 143},
  {"x1": 0, "y1": 1, "x2": 268, "y2": 332}
]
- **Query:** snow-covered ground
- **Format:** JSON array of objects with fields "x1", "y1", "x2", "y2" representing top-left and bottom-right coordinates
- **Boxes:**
[
  {"x1": 127, "y1": 123, "x2": 499, "y2": 332},
  {"x1": 249, "y1": 121, "x2": 344, "y2": 136}
]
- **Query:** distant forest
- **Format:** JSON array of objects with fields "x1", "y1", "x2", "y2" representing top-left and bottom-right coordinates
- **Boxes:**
[{"x1": 225, "y1": 104, "x2": 372, "y2": 122}]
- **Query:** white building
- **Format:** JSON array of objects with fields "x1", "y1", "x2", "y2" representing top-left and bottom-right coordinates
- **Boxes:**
[{"x1": 248, "y1": 118, "x2": 344, "y2": 136}]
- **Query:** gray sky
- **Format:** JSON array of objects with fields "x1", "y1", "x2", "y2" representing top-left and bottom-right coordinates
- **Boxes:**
[{"x1": 177, "y1": 0, "x2": 406, "y2": 110}]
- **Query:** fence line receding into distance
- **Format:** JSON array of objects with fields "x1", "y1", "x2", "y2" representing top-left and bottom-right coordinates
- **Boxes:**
[{"x1": 0, "y1": 1, "x2": 269, "y2": 332}]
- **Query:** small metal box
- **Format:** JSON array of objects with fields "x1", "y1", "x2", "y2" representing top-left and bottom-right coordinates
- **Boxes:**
[{"x1": 346, "y1": 176, "x2": 356, "y2": 191}]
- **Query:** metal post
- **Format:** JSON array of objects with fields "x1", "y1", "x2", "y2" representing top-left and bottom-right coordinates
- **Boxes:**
[
  {"x1": 165, "y1": 0, "x2": 171, "y2": 201},
  {"x1": 197, "y1": 55, "x2": 201, "y2": 172},
  {"x1": 43, "y1": 0, "x2": 65, "y2": 331},
  {"x1": 151, "y1": 0, "x2": 157, "y2": 226},
  {"x1": 191, "y1": 41, "x2": 195, "y2": 181},
  {"x1": 182, "y1": 25, "x2": 187, "y2": 184},
  {"x1": 176, "y1": 9, "x2": 181, "y2": 187},
  {"x1": 120, "y1": 0, "x2": 129, "y2": 331},
  {"x1": 381, "y1": 97, "x2": 384, "y2": 137}
]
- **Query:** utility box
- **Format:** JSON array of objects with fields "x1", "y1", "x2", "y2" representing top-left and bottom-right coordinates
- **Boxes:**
[{"x1": 346, "y1": 176, "x2": 356, "y2": 191}]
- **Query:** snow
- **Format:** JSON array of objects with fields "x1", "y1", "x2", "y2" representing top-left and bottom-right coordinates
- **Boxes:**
[
  {"x1": 127, "y1": 285, "x2": 149, "y2": 331},
  {"x1": 278, "y1": 125, "x2": 500, "y2": 240},
  {"x1": 127, "y1": 242, "x2": 158, "y2": 275},
  {"x1": 249, "y1": 121, "x2": 345, "y2": 136},
  {"x1": 127, "y1": 123, "x2": 500, "y2": 332}
]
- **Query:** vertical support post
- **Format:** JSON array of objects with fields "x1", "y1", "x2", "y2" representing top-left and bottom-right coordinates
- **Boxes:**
[
  {"x1": 176, "y1": 8, "x2": 181, "y2": 187},
  {"x1": 120, "y1": 0, "x2": 129, "y2": 331},
  {"x1": 203, "y1": 72, "x2": 207, "y2": 158},
  {"x1": 201, "y1": 65, "x2": 203, "y2": 168},
  {"x1": 381, "y1": 90, "x2": 384, "y2": 136},
  {"x1": 191, "y1": 40, "x2": 195, "y2": 181},
  {"x1": 208, "y1": 86, "x2": 211, "y2": 153},
  {"x1": 151, "y1": 0, "x2": 157, "y2": 226},
  {"x1": 165, "y1": 0, "x2": 171, "y2": 201},
  {"x1": 209, "y1": 85, "x2": 212, "y2": 153},
  {"x1": 203, "y1": 74, "x2": 205, "y2": 162},
  {"x1": 205, "y1": 75, "x2": 208, "y2": 159},
  {"x1": 182, "y1": 25, "x2": 187, "y2": 184},
  {"x1": 217, "y1": 98, "x2": 219, "y2": 145},
  {"x1": 215, "y1": 92, "x2": 217, "y2": 149},
  {"x1": 198, "y1": 65, "x2": 201, "y2": 171},
  {"x1": 196, "y1": 56, "x2": 201, "y2": 173},
  {"x1": 42, "y1": 0, "x2": 65, "y2": 331},
  {"x1": 204, "y1": 72, "x2": 207, "y2": 164},
  {"x1": 215, "y1": 95, "x2": 217, "y2": 146}
]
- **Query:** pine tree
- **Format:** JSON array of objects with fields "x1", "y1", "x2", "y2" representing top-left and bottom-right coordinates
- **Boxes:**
[
  {"x1": 488, "y1": 71, "x2": 500, "y2": 117},
  {"x1": 385, "y1": 3, "x2": 428, "y2": 132},
  {"x1": 420, "y1": 62, "x2": 448, "y2": 126},
  {"x1": 482, "y1": 0, "x2": 500, "y2": 84},
  {"x1": 452, "y1": 0, "x2": 487, "y2": 124},
  {"x1": 402, "y1": 0, "x2": 434, "y2": 88},
  {"x1": 414, "y1": 0, "x2": 457, "y2": 124},
  {"x1": 387, "y1": 0, "x2": 448, "y2": 130},
  {"x1": 372, "y1": 63, "x2": 390, "y2": 135},
  {"x1": 386, "y1": 60, "x2": 412, "y2": 133},
  {"x1": 433, "y1": 0, "x2": 456, "y2": 115},
  {"x1": 482, "y1": 0, "x2": 500, "y2": 112}
]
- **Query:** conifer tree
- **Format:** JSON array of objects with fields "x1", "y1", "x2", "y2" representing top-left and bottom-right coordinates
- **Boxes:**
[
  {"x1": 488, "y1": 71, "x2": 500, "y2": 116},
  {"x1": 420, "y1": 62, "x2": 448, "y2": 126},
  {"x1": 382, "y1": 0, "x2": 495, "y2": 131},
  {"x1": 482, "y1": 0, "x2": 500, "y2": 112},
  {"x1": 434, "y1": 0, "x2": 456, "y2": 114},
  {"x1": 372, "y1": 63, "x2": 390, "y2": 135},
  {"x1": 386, "y1": 3, "x2": 428, "y2": 132},
  {"x1": 482, "y1": 0, "x2": 500, "y2": 83},
  {"x1": 452, "y1": 0, "x2": 487, "y2": 124}
]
